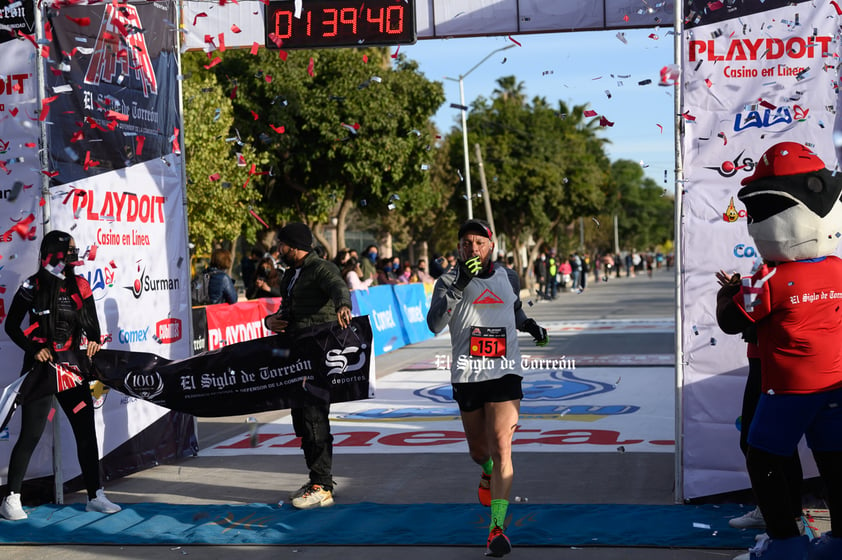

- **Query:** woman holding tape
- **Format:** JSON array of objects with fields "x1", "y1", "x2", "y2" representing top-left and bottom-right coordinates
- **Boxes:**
[{"x1": 0, "y1": 230, "x2": 120, "y2": 520}]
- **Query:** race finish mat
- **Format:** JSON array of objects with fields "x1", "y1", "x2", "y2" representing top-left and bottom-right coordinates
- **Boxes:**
[
  {"x1": 0, "y1": 501, "x2": 756, "y2": 549},
  {"x1": 203, "y1": 365, "x2": 674, "y2": 456}
]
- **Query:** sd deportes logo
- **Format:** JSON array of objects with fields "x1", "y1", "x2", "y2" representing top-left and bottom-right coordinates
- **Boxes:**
[{"x1": 325, "y1": 346, "x2": 367, "y2": 375}]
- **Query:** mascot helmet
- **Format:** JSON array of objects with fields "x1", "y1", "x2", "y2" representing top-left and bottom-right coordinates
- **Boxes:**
[{"x1": 737, "y1": 142, "x2": 842, "y2": 262}]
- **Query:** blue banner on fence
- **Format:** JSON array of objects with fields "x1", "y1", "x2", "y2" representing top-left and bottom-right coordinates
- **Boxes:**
[
  {"x1": 392, "y1": 283, "x2": 434, "y2": 345},
  {"x1": 351, "y1": 286, "x2": 409, "y2": 356}
]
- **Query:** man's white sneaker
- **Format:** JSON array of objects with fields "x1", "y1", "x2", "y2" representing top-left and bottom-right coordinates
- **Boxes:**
[
  {"x1": 729, "y1": 507, "x2": 766, "y2": 529},
  {"x1": 0, "y1": 493, "x2": 27, "y2": 521},
  {"x1": 86, "y1": 489, "x2": 121, "y2": 514},
  {"x1": 291, "y1": 484, "x2": 334, "y2": 510}
]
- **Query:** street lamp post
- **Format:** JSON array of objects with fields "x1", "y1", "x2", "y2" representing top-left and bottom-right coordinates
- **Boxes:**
[{"x1": 445, "y1": 44, "x2": 516, "y2": 221}]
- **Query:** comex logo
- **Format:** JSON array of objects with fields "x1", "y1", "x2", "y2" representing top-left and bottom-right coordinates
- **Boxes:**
[
  {"x1": 325, "y1": 346, "x2": 366, "y2": 375},
  {"x1": 734, "y1": 244, "x2": 758, "y2": 258}
]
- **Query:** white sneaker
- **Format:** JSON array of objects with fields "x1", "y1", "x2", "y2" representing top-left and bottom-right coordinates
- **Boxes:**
[
  {"x1": 291, "y1": 484, "x2": 334, "y2": 510},
  {"x1": 86, "y1": 489, "x2": 121, "y2": 514},
  {"x1": 0, "y1": 492, "x2": 27, "y2": 521},
  {"x1": 729, "y1": 506, "x2": 766, "y2": 529}
]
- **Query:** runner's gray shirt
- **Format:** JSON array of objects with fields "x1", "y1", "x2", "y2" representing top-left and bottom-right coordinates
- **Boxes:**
[{"x1": 427, "y1": 263, "x2": 529, "y2": 384}]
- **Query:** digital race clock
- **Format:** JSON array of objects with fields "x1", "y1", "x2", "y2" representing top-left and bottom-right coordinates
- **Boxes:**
[{"x1": 264, "y1": 0, "x2": 416, "y2": 49}]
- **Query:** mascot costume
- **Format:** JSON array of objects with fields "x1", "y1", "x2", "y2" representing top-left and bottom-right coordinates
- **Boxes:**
[{"x1": 716, "y1": 142, "x2": 842, "y2": 560}]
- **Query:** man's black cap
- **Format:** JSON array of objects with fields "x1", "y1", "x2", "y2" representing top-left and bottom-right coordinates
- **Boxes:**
[{"x1": 458, "y1": 219, "x2": 493, "y2": 240}]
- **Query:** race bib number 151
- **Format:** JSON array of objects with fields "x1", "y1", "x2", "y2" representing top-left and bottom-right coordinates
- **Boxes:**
[{"x1": 469, "y1": 326, "x2": 507, "y2": 358}]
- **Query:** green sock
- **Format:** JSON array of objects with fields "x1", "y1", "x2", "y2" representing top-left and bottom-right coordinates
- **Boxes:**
[
  {"x1": 489, "y1": 499, "x2": 509, "y2": 531},
  {"x1": 481, "y1": 457, "x2": 494, "y2": 476}
]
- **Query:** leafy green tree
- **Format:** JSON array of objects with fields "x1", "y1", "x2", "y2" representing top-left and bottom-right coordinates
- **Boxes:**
[
  {"x1": 461, "y1": 77, "x2": 610, "y2": 282},
  {"x1": 605, "y1": 159, "x2": 675, "y2": 252},
  {"x1": 195, "y1": 47, "x2": 444, "y2": 256},
  {"x1": 181, "y1": 60, "x2": 269, "y2": 257}
]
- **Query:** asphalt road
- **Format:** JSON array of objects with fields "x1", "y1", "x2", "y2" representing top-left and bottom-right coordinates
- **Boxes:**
[{"x1": 2, "y1": 266, "x2": 758, "y2": 559}]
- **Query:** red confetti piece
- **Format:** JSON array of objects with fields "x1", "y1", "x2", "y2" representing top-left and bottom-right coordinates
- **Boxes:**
[
  {"x1": 209, "y1": 173, "x2": 221, "y2": 181},
  {"x1": 230, "y1": 85, "x2": 238, "y2": 99},
  {"x1": 10, "y1": 108, "x2": 18, "y2": 117},
  {"x1": 105, "y1": 110, "x2": 128, "y2": 122},
  {"x1": 267, "y1": 33, "x2": 284, "y2": 49},
  {"x1": 47, "y1": 408, "x2": 56, "y2": 422},
  {"x1": 278, "y1": 50, "x2": 288, "y2": 61},
  {"x1": 657, "y1": 124, "x2": 663, "y2": 134},
  {"x1": 110, "y1": 260, "x2": 117, "y2": 268},
  {"x1": 231, "y1": 24, "x2": 242, "y2": 33},
  {"x1": 42, "y1": 170, "x2": 59, "y2": 177},
  {"x1": 136, "y1": 135, "x2": 146, "y2": 156},
  {"x1": 249, "y1": 209, "x2": 269, "y2": 228},
  {"x1": 599, "y1": 116, "x2": 614, "y2": 127},
  {"x1": 270, "y1": 124, "x2": 285, "y2": 134},
  {"x1": 759, "y1": 99, "x2": 776, "y2": 110},
  {"x1": 16, "y1": 30, "x2": 37, "y2": 48},
  {"x1": 204, "y1": 57, "x2": 222, "y2": 70},
  {"x1": 390, "y1": 46, "x2": 400, "y2": 59},
  {"x1": 704, "y1": 78, "x2": 713, "y2": 88},
  {"x1": 307, "y1": 57, "x2": 315, "y2": 76},
  {"x1": 172, "y1": 127, "x2": 181, "y2": 154},
  {"x1": 39, "y1": 197, "x2": 45, "y2": 207},
  {"x1": 66, "y1": 16, "x2": 91, "y2": 26},
  {"x1": 250, "y1": 110, "x2": 259, "y2": 120},
  {"x1": 39, "y1": 95, "x2": 59, "y2": 122},
  {"x1": 265, "y1": 75, "x2": 272, "y2": 83},
  {"x1": 83, "y1": 151, "x2": 99, "y2": 171},
  {"x1": 87, "y1": 245, "x2": 97, "y2": 260},
  {"x1": 218, "y1": 33, "x2": 226, "y2": 52},
  {"x1": 507, "y1": 36, "x2": 522, "y2": 47},
  {"x1": 85, "y1": 116, "x2": 107, "y2": 131},
  {"x1": 250, "y1": 42, "x2": 259, "y2": 55},
  {"x1": 72, "y1": 401, "x2": 87, "y2": 414},
  {"x1": 682, "y1": 111, "x2": 696, "y2": 122},
  {"x1": 583, "y1": 110, "x2": 597, "y2": 117},
  {"x1": 363, "y1": 54, "x2": 368, "y2": 63},
  {"x1": 24, "y1": 142, "x2": 36, "y2": 148},
  {"x1": 70, "y1": 130, "x2": 84, "y2": 143},
  {"x1": 193, "y1": 12, "x2": 208, "y2": 26}
]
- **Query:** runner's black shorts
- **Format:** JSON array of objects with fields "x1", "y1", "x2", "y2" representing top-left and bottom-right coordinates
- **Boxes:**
[{"x1": 452, "y1": 374, "x2": 523, "y2": 412}]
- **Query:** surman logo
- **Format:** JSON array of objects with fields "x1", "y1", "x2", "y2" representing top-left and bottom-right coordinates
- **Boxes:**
[
  {"x1": 85, "y1": 4, "x2": 157, "y2": 97},
  {"x1": 325, "y1": 346, "x2": 366, "y2": 375}
]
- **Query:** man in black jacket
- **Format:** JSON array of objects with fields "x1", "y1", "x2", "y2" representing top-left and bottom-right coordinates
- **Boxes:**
[{"x1": 263, "y1": 222, "x2": 352, "y2": 509}]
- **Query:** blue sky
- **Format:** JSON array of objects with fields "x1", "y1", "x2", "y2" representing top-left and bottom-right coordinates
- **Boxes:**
[{"x1": 401, "y1": 27, "x2": 676, "y2": 189}]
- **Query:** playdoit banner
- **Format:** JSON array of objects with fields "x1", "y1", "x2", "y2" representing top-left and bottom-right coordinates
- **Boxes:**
[
  {"x1": 0, "y1": 0, "x2": 195, "y2": 488},
  {"x1": 679, "y1": 0, "x2": 834, "y2": 499}
]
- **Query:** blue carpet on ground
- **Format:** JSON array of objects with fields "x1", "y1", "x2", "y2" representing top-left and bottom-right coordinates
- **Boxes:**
[{"x1": 0, "y1": 502, "x2": 759, "y2": 548}]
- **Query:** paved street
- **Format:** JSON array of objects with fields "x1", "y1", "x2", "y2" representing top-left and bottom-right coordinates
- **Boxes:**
[{"x1": 2, "y1": 266, "x2": 761, "y2": 559}]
